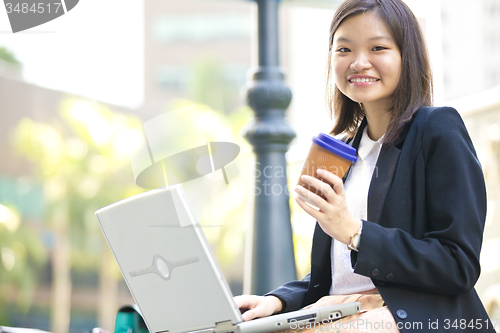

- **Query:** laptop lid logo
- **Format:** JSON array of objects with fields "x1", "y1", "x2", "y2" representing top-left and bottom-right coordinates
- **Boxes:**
[{"x1": 129, "y1": 254, "x2": 199, "y2": 281}]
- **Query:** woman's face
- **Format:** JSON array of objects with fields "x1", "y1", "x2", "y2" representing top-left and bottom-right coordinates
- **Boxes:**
[{"x1": 332, "y1": 12, "x2": 401, "y2": 111}]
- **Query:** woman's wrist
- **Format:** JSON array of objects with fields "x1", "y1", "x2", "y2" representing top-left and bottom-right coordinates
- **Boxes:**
[
  {"x1": 265, "y1": 295, "x2": 283, "y2": 313},
  {"x1": 342, "y1": 217, "x2": 362, "y2": 246}
]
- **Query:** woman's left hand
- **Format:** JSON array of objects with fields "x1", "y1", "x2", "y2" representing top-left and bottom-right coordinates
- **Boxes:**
[{"x1": 295, "y1": 168, "x2": 361, "y2": 245}]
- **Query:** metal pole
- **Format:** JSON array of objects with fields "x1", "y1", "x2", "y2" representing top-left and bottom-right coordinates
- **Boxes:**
[{"x1": 243, "y1": 0, "x2": 297, "y2": 295}]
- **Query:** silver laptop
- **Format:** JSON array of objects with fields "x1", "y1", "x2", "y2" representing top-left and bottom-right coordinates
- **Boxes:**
[{"x1": 96, "y1": 185, "x2": 360, "y2": 333}]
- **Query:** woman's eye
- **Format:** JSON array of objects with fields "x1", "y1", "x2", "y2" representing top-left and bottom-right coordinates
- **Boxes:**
[
  {"x1": 337, "y1": 47, "x2": 350, "y2": 53},
  {"x1": 372, "y1": 46, "x2": 386, "y2": 51}
]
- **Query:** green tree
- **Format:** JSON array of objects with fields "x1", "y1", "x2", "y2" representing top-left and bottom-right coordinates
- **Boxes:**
[
  {"x1": 14, "y1": 98, "x2": 143, "y2": 333},
  {"x1": 0, "y1": 203, "x2": 46, "y2": 324},
  {"x1": 13, "y1": 97, "x2": 252, "y2": 332},
  {"x1": 187, "y1": 55, "x2": 246, "y2": 115},
  {"x1": 0, "y1": 46, "x2": 22, "y2": 66}
]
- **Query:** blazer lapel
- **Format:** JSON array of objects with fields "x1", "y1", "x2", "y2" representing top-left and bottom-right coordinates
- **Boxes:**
[
  {"x1": 310, "y1": 222, "x2": 332, "y2": 269},
  {"x1": 349, "y1": 116, "x2": 411, "y2": 225},
  {"x1": 366, "y1": 118, "x2": 412, "y2": 224},
  {"x1": 342, "y1": 118, "x2": 367, "y2": 182},
  {"x1": 367, "y1": 144, "x2": 400, "y2": 224},
  {"x1": 349, "y1": 118, "x2": 367, "y2": 150}
]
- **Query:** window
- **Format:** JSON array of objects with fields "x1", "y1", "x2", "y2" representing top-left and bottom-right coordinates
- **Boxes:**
[{"x1": 154, "y1": 13, "x2": 251, "y2": 43}]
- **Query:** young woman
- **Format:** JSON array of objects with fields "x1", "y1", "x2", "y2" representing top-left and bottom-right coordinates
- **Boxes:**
[{"x1": 235, "y1": 0, "x2": 494, "y2": 331}]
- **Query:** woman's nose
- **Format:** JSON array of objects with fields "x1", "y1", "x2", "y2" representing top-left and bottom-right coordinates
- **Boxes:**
[{"x1": 350, "y1": 53, "x2": 372, "y2": 72}]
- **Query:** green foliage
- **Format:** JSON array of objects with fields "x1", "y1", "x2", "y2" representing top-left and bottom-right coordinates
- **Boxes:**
[
  {"x1": 187, "y1": 55, "x2": 246, "y2": 114},
  {"x1": 0, "y1": 47, "x2": 22, "y2": 66},
  {"x1": 13, "y1": 98, "x2": 145, "y2": 271},
  {"x1": 188, "y1": 56, "x2": 226, "y2": 111},
  {"x1": 168, "y1": 99, "x2": 253, "y2": 146},
  {"x1": 0, "y1": 203, "x2": 47, "y2": 324}
]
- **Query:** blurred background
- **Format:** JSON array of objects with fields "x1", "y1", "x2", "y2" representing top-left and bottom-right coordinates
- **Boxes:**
[{"x1": 1, "y1": 0, "x2": 500, "y2": 332}]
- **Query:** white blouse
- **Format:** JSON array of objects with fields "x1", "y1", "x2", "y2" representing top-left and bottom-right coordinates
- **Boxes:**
[{"x1": 329, "y1": 126, "x2": 383, "y2": 295}]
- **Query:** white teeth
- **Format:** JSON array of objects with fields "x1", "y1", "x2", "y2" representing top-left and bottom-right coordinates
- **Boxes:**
[{"x1": 350, "y1": 78, "x2": 378, "y2": 83}]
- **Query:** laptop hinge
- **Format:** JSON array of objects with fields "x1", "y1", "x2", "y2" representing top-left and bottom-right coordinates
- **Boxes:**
[{"x1": 213, "y1": 320, "x2": 238, "y2": 333}]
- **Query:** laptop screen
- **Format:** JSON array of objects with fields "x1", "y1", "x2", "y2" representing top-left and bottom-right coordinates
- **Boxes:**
[{"x1": 96, "y1": 185, "x2": 242, "y2": 333}]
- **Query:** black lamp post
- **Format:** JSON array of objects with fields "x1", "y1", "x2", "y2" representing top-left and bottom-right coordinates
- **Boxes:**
[{"x1": 243, "y1": 0, "x2": 297, "y2": 295}]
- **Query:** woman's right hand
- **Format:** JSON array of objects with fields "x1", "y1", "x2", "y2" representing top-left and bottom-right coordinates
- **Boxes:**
[{"x1": 233, "y1": 295, "x2": 283, "y2": 321}]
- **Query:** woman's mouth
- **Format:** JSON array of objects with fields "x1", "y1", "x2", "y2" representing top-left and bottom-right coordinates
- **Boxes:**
[
  {"x1": 348, "y1": 77, "x2": 380, "y2": 86},
  {"x1": 349, "y1": 78, "x2": 380, "y2": 82},
  {"x1": 348, "y1": 78, "x2": 380, "y2": 83}
]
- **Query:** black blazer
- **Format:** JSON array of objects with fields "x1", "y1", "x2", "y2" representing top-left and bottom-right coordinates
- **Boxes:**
[{"x1": 267, "y1": 106, "x2": 495, "y2": 332}]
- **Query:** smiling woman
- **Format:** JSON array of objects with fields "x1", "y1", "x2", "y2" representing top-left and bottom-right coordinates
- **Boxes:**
[
  {"x1": 331, "y1": 12, "x2": 402, "y2": 141},
  {"x1": 332, "y1": 12, "x2": 401, "y2": 126},
  {"x1": 233, "y1": 0, "x2": 494, "y2": 332},
  {"x1": 327, "y1": 0, "x2": 432, "y2": 144}
]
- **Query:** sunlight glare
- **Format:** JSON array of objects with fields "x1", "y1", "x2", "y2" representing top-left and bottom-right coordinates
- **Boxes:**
[{"x1": 0, "y1": 204, "x2": 20, "y2": 232}]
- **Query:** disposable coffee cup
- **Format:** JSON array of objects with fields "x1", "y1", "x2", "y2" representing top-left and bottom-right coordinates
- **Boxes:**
[{"x1": 297, "y1": 133, "x2": 357, "y2": 200}]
